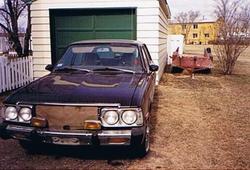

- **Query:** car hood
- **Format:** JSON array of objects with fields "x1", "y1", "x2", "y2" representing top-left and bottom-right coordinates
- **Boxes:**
[{"x1": 4, "y1": 72, "x2": 144, "y2": 106}]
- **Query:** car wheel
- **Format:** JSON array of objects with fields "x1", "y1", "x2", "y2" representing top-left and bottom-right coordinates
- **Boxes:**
[{"x1": 136, "y1": 124, "x2": 150, "y2": 157}]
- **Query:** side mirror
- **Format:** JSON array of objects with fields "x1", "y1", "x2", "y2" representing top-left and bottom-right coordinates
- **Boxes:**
[
  {"x1": 45, "y1": 64, "x2": 53, "y2": 72},
  {"x1": 149, "y1": 64, "x2": 159, "y2": 72}
]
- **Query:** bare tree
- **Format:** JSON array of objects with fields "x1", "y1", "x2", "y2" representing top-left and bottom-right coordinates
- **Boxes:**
[
  {"x1": 0, "y1": 0, "x2": 33, "y2": 57},
  {"x1": 175, "y1": 10, "x2": 201, "y2": 44},
  {"x1": 214, "y1": 0, "x2": 250, "y2": 75}
]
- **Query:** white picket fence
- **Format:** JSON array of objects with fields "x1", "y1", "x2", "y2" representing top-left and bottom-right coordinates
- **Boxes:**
[{"x1": 0, "y1": 56, "x2": 33, "y2": 93}]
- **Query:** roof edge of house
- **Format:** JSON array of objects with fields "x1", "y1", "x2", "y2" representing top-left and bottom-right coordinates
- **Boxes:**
[
  {"x1": 159, "y1": 0, "x2": 171, "y2": 19},
  {"x1": 169, "y1": 20, "x2": 218, "y2": 25}
]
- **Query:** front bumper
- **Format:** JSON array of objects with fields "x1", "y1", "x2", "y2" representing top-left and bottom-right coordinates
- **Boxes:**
[{"x1": 0, "y1": 123, "x2": 145, "y2": 146}]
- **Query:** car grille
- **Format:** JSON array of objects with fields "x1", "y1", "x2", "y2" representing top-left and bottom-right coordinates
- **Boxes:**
[{"x1": 36, "y1": 105, "x2": 98, "y2": 130}]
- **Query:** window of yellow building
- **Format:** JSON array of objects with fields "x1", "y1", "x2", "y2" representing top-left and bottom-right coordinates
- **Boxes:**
[
  {"x1": 205, "y1": 33, "x2": 210, "y2": 38},
  {"x1": 193, "y1": 24, "x2": 198, "y2": 29},
  {"x1": 193, "y1": 33, "x2": 198, "y2": 38}
]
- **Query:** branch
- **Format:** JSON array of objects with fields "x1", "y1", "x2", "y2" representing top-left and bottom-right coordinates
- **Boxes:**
[
  {"x1": 0, "y1": 8, "x2": 11, "y2": 16},
  {"x1": 0, "y1": 22, "x2": 11, "y2": 33},
  {"x1": 7, "y1": 0, "x2": 15, "y2": 20},
  {"x1": 17, "y1": 3, "x2": 27, "y2": 17},
  {"x1": 17, "y1": 5, "x2": 27, "y2": 17},
  {"x1": 1, "y1": 13, "x2": 11, "y2": 30}
]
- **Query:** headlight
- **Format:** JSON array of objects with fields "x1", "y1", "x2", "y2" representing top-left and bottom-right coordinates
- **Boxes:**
[
  {"x1": 5, "y1": 107, "x2": 18, "y2": 120},
  {"x1": 19, "y1": 108, "x2": 32, "y2": 121},
  {"x1": 102, "y1": 110, "x2": 119, "y2": 125},
  {"x1": 122, "y1": 110, "x2": 137, "y2": 125},
  {"x1": 101, "y1": 108, "x2": 143, "y2": 127}
]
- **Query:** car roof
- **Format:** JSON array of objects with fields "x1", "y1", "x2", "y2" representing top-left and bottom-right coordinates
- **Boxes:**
[{"x1": 70, "y1": 39, "x2": 144, "y2": 46}]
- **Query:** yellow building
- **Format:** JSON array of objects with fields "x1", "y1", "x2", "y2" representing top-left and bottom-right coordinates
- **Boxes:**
[{"x1": 170, "y1": 21, "x2": 219, "y2": 45}]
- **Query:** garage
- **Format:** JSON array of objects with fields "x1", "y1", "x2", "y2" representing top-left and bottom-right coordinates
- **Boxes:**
[
  {"x1": 31, "y1": 0, "x2": 171, "y2": 82},
  {"x1": 50, "y1": 8, "x2": 136, "y2": 64}
]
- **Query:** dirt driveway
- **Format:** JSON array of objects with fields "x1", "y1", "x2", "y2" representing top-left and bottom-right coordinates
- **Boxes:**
[{"x1": 0, "y1": 59, "x2": 249, "y2": 169}]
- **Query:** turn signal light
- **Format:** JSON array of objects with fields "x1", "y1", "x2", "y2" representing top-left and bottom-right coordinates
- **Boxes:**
[
  {"x1": 31, "y1": 117, "x2": 48, "y2": 128},
  {"x1": 108, "y1": 138, "x2": 129, "y2": 144},
  {"x1": 84, "y1": 120, "x2": 101, "y2": 130}
]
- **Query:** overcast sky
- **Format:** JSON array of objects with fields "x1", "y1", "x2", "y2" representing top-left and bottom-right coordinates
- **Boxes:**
[{"x1": 168, "y1": 0, "x2": 217, "y2": 21}]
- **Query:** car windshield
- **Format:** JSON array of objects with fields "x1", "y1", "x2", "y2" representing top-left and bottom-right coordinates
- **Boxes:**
[{"x1": 54, "y1": 43, "x2": 143, "y2": 73}]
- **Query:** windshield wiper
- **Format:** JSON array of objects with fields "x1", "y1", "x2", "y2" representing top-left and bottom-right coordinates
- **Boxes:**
[
  {"x1": 54, "y1": 66, "x2": 92, "y2": 73},
  {"x1": 93, "y1": 67, "x2": 135, "y2": 74}
]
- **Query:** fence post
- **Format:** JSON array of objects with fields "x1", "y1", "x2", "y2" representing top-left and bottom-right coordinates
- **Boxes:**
[
  {"x1": 6, "y1": 59, "x2": 10, "y2": 91},
  {"x1": 0, "y1": 57, "x2": 7, "y2": 92},
  {"x1": 0, "y1": 58, "x2": 4, "y2": 92},
  {"x1": 29, "y1": 56, "x2": 33, "y2": 81},
  {"x1": 24, "y1": 57, "x2": 28, "y2": 85}
]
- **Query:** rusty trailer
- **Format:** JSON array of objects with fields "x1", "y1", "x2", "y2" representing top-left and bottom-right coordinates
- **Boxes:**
[{"x1": 171, "y1": 48, "x2": 213, "y2": 73}]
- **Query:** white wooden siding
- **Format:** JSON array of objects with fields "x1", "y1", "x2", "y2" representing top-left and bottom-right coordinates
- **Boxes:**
[
  {"x1": 157, "y1": 5, "x2": 169, "y2": 82},
  {"x1": 31, "y1": 0, "x2": 169, "y2": 82}
]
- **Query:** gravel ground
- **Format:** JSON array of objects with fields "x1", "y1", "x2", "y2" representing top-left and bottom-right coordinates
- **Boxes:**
[{"x1": 0, "y1": 60, "x2": 249, "y2": 169}]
